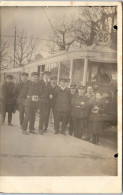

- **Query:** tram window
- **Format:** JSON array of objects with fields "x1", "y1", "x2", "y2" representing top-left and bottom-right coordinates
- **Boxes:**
[
  {"x1": 72, "y1": 59, "x2": 84, "y2": 85},
  {"x1": 88, "y1": 62, "x2": 117, "y2": 85},
  {"x1": 50, "y1": 62, "x2": 59, "y2": 77},
  {"x1": 59, "y1": 60, "x2": 70, "y2": 79}
]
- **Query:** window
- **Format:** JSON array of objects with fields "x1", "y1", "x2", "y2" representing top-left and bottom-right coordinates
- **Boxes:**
[
  {"x1": 72, "y1": 59, "x2": 84, "y2": 85},
  {"x1": 50, "y1": 62, "x2": 59, "y2": 77},
  {"x1": 59, "y1": 60, "x2": 70, "y2": 79}
]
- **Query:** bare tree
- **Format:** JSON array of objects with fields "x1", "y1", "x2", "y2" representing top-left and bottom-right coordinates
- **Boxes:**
[
  {"x1": 48, "y1": 14, "x2": 76, "y2": 53},
  {"x1": 0, "y1": 37, "x2": 11, "y2": 70},
  {"x1": 74, "y1": 7, "x2": 117, "y2": 47},
  {"x1": 10, "y1": 31, "x2": 38, "y2": 67}
]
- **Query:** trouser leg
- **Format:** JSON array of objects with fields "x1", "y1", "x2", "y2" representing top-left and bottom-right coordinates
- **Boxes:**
[
  {"x1": 73, "y1": 117, "x2": 79, "y2": 138},
  {"x1": 29, "y1": 108, "x2": 36, "y2": 131},
  {"x1": 19, "y1": 104, "x2": 25, "y2": 126},
  {"x1": 69, "y1": 115, "x2": 73, "y2": 135},
  {"x1": 78, "y1": 118, "x2": 85, "y2": 139},
  {"x1": 55, "y1": 111, "x2": 60, "y2": 133},
  {"x1": 61, "y1": 112, "x2": 69, "y2": 133},
  {"x1": 8, "y1": 111, "x2": 12, "y2": 124},
  {"x1": 1, "y1": 104, "x2": 6, "y2": 124},
  {"x1": 23, "y1": 107, "x2": 30, "y2": 131}
]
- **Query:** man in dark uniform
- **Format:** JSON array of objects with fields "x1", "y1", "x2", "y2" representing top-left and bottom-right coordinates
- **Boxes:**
[
  {"x1": 69, "y1": 84, "x2": 77, "y2": 135},
  {"x1": 71, "y1": 86, "x2": 89, "y2": 139},
  {"x1": 54, "y1": 78, "x2": 71, "y2": 135},
  {"x1": 17, "y1": 72, "x2": 29, "y2": 128},
  {"x1": 21, "y1": 72, "x2": 40, "y2": 135},
  {"x1": 1, "y1": 75, "x2": 16, "y2": 126},
  {"x1": 39, "y1": 71, "x2": 53, "y2": 134},
  {"x1": 50, "y1": 76, "x2": 59, "y2": 131}
]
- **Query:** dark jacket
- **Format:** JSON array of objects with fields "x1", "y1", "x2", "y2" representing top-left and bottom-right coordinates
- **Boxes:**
[
  {"x1": 1, "y1": 82, "x2": 16, "y2": 104},
  {"x1": 54, "y1": 87, "x2": 71, "y2": 112},
  {"x1": 71, "y1": 93, "x2": 89, "y2": 118},
  {"x1": 20, "y1": 81, "x2": 40, "y2": 109},
  {"x1": 39, "y1": 81, "x2": 53, "y2": 117},
  {"x1": 50, "y1": 85, "x2": 59, "y2": 108},
  {"x1": 17, "y1": 80, "x2": 30, "y2": 104}
]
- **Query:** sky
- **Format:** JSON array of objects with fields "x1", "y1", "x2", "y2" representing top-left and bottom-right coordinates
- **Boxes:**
[{"x1": 1, "y1": 6, "x2": 80, "y2": 56}]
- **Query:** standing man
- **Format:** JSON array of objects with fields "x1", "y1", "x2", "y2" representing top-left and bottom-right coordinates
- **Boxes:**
[
  {"x1": 54, "y1": 78, "x2": 71, "y2": 135},
  {"x1": 69, "y1": 84, "x2": 77, "y2": 135},
  {"x1": 71, "y1": 86, "x2": 89, "y2": 139},
  {"x1": 21, "y1": 72, "x2": 40, "y2": 135},
  {"x1": 1, "y1": 75, "x2": 16, "y2": 126},
  {"x1": 17, "y1": 72, "x2": 29, "y2": 129},
  {"x1": 50, "y1": 76, "x2": 59, "y2": 131},
  {"x1": 39, "y1": 71, "x2": 53, "y2": 134}
]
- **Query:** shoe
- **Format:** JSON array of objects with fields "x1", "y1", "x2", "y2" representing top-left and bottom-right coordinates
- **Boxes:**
[
  {"x1": 30, "y1": 130, "x2": 38, "y2": 134},
  {"x1": 61, "y1": 131, "x2": 66, "y2": 135},
  {"x1": 8, "y1": 123, "x2": 13, "y2": 126},
  {"x1": 25, "y1": 131, "x2": 29, "y2": 135},
  {"x1": 38, "y1": 130, "x2": 44, "y2": 135},
  {"x1": 22, "y1": 130, "x2": 25, "y2": 134},
  {"x1": 54, "y1": 132, "x2": 58, "y2": 134},
  {"x1": 44, "y1": 129, "x2": 47, "y2": 133}
]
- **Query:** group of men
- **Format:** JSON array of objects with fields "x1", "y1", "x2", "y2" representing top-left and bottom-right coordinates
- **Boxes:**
[{"x1": 1, "y1": 70, "x2": 110, "y2": 143}]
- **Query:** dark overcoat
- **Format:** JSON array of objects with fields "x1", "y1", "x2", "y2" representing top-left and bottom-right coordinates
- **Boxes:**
[
  {"x1": 1, "y1": 82, "x2": 16, "y2": 113},
  {"x1": 88, "y1": 100, "x2": 107, "y2": 135},
  {"x1": 54, "y1": 87, "x2": 71, "y2": 112},
  {"x1": 71, "y1": 94, "x2": 89, "y2": 118},
  {"x1": 39, "y1": 81, "x2": 53, "y2": 117}
]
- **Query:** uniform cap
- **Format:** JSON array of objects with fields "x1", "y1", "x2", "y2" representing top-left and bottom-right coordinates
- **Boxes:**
[
  {"x1": 7, "y1": 75, "x2": 13, "y2": 79},
  {"x1": 43, "y1": 71, "x2": 50, "y2": 75},
  {"x1": 31, "y1": 72, "x2": 39, "y2": 77},
  {"x1": 22, "y1": 72, "x2": 28, "y2": 77},
  {"x1": 70, "y1": 85, "x2": 77, "y2": 89},
  {"x1": 50, "y1": 76, "x2": 57, "y2": 80},
  {"x1": 78, "y1": 85, "x2": 85, "y2": 90}
]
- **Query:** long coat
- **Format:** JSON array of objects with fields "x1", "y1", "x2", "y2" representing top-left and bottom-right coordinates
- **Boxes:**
[
  {"x1": 88, "y1": 100, "x2": 107, "y2": 135},
  {"x1": 71, "y1": 94, "x2": 89, "y2": 118},
  {"x1": 39, "y1": 81, "x2": 53, "y2": 117},
  {"x1": 20, "y1": 81, "x2": 40, "y2": 109},
  {"x1": 54, "y1": 87, "x2": 71, "y2": 112},
  {"x1": 1, "y1": 82, "x2": 16, "y2": 113}
]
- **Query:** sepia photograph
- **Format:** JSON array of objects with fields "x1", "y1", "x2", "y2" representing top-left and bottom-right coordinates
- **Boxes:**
[{"x1": 0, "y1": 1, "x2": 122, "y2": 193}]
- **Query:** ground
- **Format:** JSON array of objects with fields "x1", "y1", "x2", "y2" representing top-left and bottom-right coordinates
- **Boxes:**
[{"x1": 0, "y1": 111, "x2": 117, "y2": 176}]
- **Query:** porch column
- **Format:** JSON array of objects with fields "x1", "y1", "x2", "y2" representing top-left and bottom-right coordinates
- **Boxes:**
[
  {"x1": 69, "y1": 58, "x2": 73, "y2": 84},
  {"x1": 83, "y1": 57, "x2": 88, "y2": 86}
]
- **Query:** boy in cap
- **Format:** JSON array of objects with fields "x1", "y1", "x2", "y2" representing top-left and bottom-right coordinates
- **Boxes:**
[
  {"x1": 39, "y1": 71, "x2": 53, "y2": 134},
  {"x1": 1, "y1": 75, "x2": 16, "y2": 125},
  {"x1": 71, "y1": 85, "x2": 89, "y2": 139},
  {"x1": 17, "y1": 72, "x2": 29, "y2": 128},
  {"x1": 54, "y1": 78, "x2": 71, "y2": 134},
  {"x1": 21, "y1": 72, "x2": 40, "y2": 135},
  {"x1": 69, "y1": 84, "x2": 77, "y2": 135}
]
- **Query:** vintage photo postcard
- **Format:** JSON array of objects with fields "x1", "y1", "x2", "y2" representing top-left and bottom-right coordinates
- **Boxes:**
[{"x1": 0, "y1": 1, "x2": 122, "y2": 193}]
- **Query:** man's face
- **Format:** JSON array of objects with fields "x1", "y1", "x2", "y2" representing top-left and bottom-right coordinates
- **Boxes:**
[
  {"x1": 78, "y1": 89, "x2": 84, "y2": 96},
  {"x1": 60, "y1": 81, "x2": 66, "y2": 88},
  {"x1": 70, "y1": 88, "x2": 76, "y2": 95},
  {"x1": 6, "y1": 78, "x2": 12, "y2": 83},
  {"x1": 21, "y1": 76, "x2": 28, "y2": 83},
  {"x1": 87, "y1": 87, "x2": 93, "y2": 94},
  {"x1": 31, "y1": 76, "x2": 38, "y2": 83},
  {"x1": 51, "y1": 80, "x2": 57, "y2": 86},
  {"x1": 44, "y1": 75, "x2": 49, "y2": 82},
  {"x1": 96, "y1": 93, "x2": 102, "y2": 100}
]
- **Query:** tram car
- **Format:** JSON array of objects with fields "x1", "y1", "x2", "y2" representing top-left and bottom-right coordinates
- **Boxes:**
[{"x1": 1, "y1": 45, "x2": 117, "y2": 123}]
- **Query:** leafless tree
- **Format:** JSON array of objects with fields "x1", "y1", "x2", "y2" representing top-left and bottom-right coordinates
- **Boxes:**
[
  {"x1": 10, "y1": 31, "x2": 38, "y2": 67},
  {"x1": 0, "y1": 38, "x2": 11, "y2": 70},
  {"x1": 48, "y1": 14, "x2": 76, "y2": 53},
  {"x1": 74, "y1": 6, "x2": 117, "y2": 47}
]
